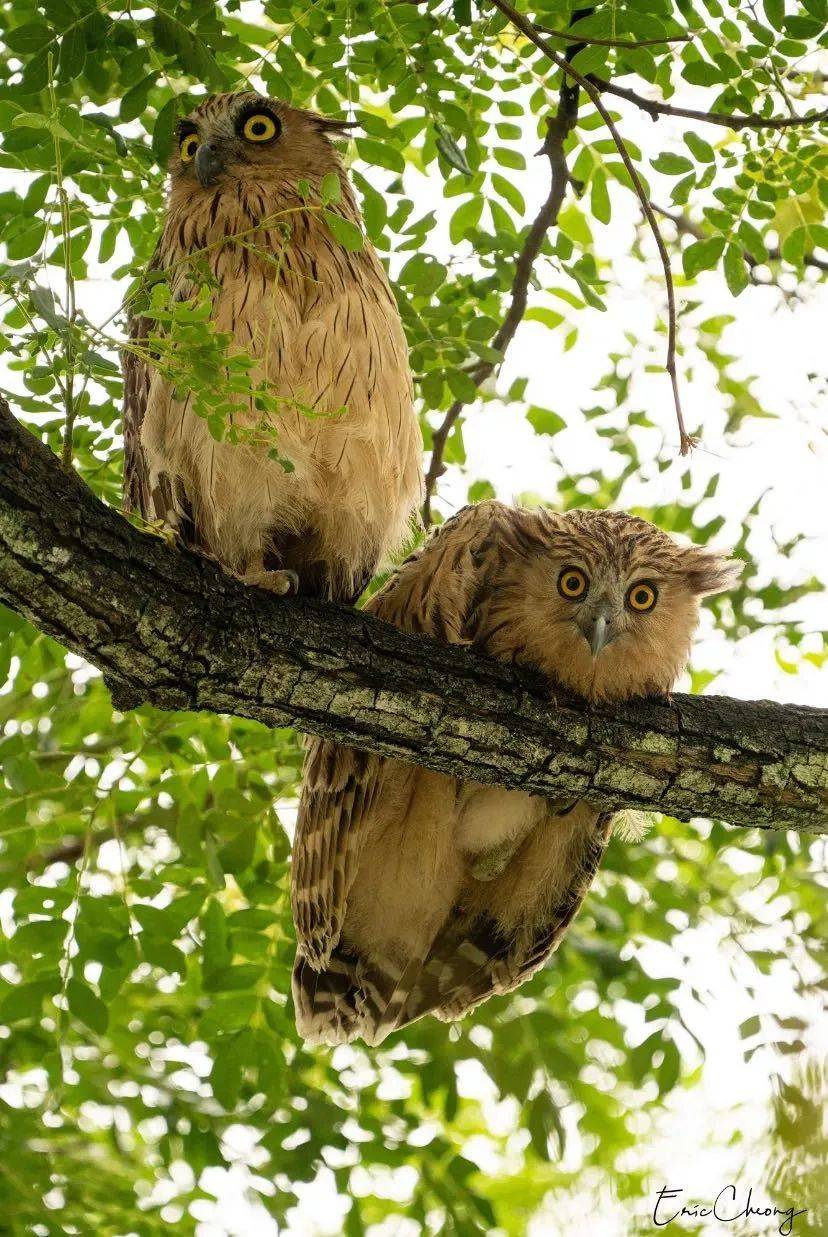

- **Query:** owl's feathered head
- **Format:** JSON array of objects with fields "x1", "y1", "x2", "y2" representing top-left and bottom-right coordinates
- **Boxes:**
[
  {"x1": 168, "y1": 92, "x2": 354, "y2": 193},
  {"x1": 479, "y1": 507, "x2": 740, "y2": 702}
]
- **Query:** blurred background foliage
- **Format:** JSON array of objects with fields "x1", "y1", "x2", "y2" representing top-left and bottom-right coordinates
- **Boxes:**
[{"x1": 0, "y1": 0, "x2": 826, "y2": 1233}]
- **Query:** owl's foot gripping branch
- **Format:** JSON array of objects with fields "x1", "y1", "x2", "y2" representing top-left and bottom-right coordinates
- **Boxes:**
[{"x1": 0, "y1": 397, "x2": 826, "y2": 835}]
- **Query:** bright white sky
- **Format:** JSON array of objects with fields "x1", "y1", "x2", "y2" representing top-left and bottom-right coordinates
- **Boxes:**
[{"x1": 2, "y1": 28, "x2": 826, "y2": 1237}]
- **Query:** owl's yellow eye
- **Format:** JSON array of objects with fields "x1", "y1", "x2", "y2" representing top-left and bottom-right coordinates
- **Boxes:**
[
  {"x1": 626, "y1": 581, "x2": 658, "y2": 612},
  {"x1": 557, "y1": 567, "x2": 588, "y2": 600},
  {"x1": 180, "y1": 133, "x2": 199, "y2": 163},
  {"x1": 243, "y1": 113, "x2": 278, "y2": 142}
]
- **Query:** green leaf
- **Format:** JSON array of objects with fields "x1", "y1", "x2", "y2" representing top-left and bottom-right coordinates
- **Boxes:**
[
  {"x1": 141, "y1": 936, "x2": 187, "y2": 977},
  {"x1": 399, "y1": 253, "x2": 447, "y2": 296},
  {"x1": 5, "y1": 22, "x2": 52, "y2": 53},
  {"x1": 210, "y1": 1033, "x2": 251, "y2": 1108},
  {"x1": 670, "y1": 172, "x2": 696, "y2": 206},
  {"x1": 781, "y1": 225, "x2": 808, "y2": 265},
  {"x1": 525, "y1": 307, "x2": 565, "y2": 330},
  {"x1": 590, "y1": 172, "x2": 611, "y2": 224},
  {"x1": 652, "y1": 153, "x2": 694, "y2": 176},
  {"x1": 30, "y1": 286, "x2": 64, "y2": 330},
  {"x1": 320, "y1": 171, "x2": 341, "y2": 205},
  {"x1": 723, "y1": 243, "x2": 750, "y2": 295},
  {"x1": 66, "y1": 979, "x2": 109, "y2": 1034},
  {"x1": 657, "y1": 1040, "x2": 681, "y2": 1095},
  {"x1": 763, "y1": 0, "x2": 786, "y2": 30},
  {"x1": 200, "y1": 994, "x2": 258, "y2": 1037},
  {"x1": 527, "y1": 406, "x2": 566, "y2": 436},
  {"x1": 151, "y1": 97, "x2": 179, "y2": 165},
  {"x1": 682, "y1": 60, "x2": 724, "y2": 86},
  {"x1": 205, "y1": 832, "x2": 226, "y2": 889},
  {"x1": 684, "y1": 132, "x2": 716, "y2": 163},
  {"x1": 435, "y1": 125, "x2": 472, "y2": 175},
  {"x1": 0, "y1": 981, "x2": 51, "y2": 1023},
  {"x1": 203, "y1": 964, "x2": 264, "y2": 993},
  {"x1": 322, "y1": 209, "x2": 364, "y2": 252},
  {"x1": 493, "y1": 146, "x2": 526, "y2": 171},
  {"x1": 353, "y1": 172, "x2": 387, "y2": 241},
  {"x1": 737, "y1": 220, "x2": 768, "y2": 263},
  {"x1": 683, "y1": 236, "x2": 726, "y2": 278},
  {"x1": 491, "y1": 173, "x2": 525, "y2": 216},
  {"x1": 121, "y1": 75, "x2": 154, "y2": 124},
  {"x1": 58, "y1": 26, "x2": 86, "y2": 79},
  {"x1": 528, "y1": 1090, "x2": 565, "y2": 1160},
  {"x1": 449, "y1": 197, "x2": 483, "y2": 245},
  {"x1": 218, "y1": 823, "x2": 257, "y2": 873},
  {"x1": 447, "y1": 370, "x2": 479, "y2": 402},
  {"x1": 355, "y1": 137, "x2": 405, "y2": 174}
]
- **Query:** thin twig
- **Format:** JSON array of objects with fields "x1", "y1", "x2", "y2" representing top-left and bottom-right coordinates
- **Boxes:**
[
  {"x1": 490, "y1": 0, "x2": 694, "y2": 453},
  {"x1": 537, "y1": 24, "x2": 692, "y2": 49},
  {"x1": 654, "y1": 202, "x2": 828, "y2": 274},
  {"x1": 421, "y1": 18, "x2": 583, "y2": 524},
  {"x1": 590, "y1": 74, "x2": 828, "y2": 131}
]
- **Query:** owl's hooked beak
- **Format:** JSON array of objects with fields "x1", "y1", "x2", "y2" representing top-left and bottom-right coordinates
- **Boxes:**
[
  {"x1": 579, "y1": 602, "x2": 617, "y2": 658},
  {"x1": 195, "y1": 141, "x2": 226, "y2": 188},
  {"x1": 589, "y1": 614, "x2": 610, "y2": 657}
]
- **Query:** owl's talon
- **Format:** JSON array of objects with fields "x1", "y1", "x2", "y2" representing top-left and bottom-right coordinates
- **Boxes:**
[{"x1": 239, "y1": 568, "x2": 300, "y2": 596}]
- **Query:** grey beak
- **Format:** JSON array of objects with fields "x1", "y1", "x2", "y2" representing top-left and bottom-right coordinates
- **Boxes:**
[
  {"x1": 195, "y1": 142, "x2": 225, "y2": 188},
  {"x1": 590, "y1": 613, "x2": 610, "y2": 657}
]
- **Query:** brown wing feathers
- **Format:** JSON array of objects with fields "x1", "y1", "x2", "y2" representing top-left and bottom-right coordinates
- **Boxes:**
[{"x1": 291, "y1": 744, "x2": 381, "y2": 969}]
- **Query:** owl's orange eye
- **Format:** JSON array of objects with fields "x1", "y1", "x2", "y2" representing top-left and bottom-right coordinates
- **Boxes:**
[
  {"x1": 557, "y1": 567, "x2": 588, "y2": 600},
  {"x1": 243, "y1": 113, "x2": 278, "y2": 142},
  {"x1": 180, "y1": 133, "x2": 199, "y2": 163},
  {"x1": 626, "y1": 581, "x2": 658, "y2": 612}
]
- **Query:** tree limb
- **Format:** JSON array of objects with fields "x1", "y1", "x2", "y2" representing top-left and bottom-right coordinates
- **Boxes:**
[
  {"x1": 537, "y1": 25, "x2": 692, "y2": 50},
  {"x1": 488, "y1": 0, "x2": 694, "y2": 455},
  {"x1": 422, "y1": 28, "x2": 582, "y2": 525},
  {"x1": 1, "y1": 397, "x2": 826, "y2": 834},
  {"x1": 590, "y1": 74, "x2": 828, "y2": 131}
]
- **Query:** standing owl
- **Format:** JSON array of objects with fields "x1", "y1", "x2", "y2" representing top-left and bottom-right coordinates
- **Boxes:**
[
  {"x1": 291, "y1": 501, "x2": 740, "y2": 1045},
  {"x1": 123, "y1": 93, "x2": 423, "y2": 602}
]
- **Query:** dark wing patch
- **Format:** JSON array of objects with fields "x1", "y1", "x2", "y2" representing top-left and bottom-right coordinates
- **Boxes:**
[
  {"x1": 122, "y1": 310, "x2": 153, "y2": 519},
  {"x1": 291, "y1": 743, "x2": 383, "y2": 972}
]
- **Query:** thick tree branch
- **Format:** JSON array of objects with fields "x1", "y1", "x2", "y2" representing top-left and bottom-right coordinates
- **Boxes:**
[
  {"x1": 422, "y1": 32, "x2": 582, "y2": 525},
  {"x1": 1, "y1": 398, "x2": 826, "y2": 835},
  {"x1": 489, "y1": 0, "x2": 694, "y2": 455},
  {"x1": 590, "y1": 74, "x2": 828, "y2": 131}
]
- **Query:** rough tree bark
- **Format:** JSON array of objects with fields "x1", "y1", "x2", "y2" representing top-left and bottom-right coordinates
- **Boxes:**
[{"x1": 1, "y1": 398, "x2": 826, "y2": 834}]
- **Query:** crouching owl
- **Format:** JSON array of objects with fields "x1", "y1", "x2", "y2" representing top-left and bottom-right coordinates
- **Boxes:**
[
  {"x1": 123, "y1": 92, "x2": 423, "y2": 603},
  {"x1": 291, "y1": 500, "x2": 740, "y2": 1045}
]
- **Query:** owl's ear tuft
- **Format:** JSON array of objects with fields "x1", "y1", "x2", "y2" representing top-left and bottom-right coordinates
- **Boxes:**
[
  {"x1": 681, "y1": 547, "x2": 742, "y2": 596},
  {"x1": 302, "y1": 109, "x2": 359, "y2": 135}
]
